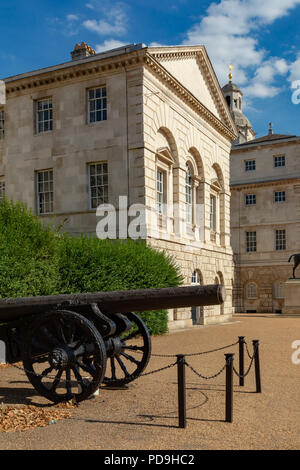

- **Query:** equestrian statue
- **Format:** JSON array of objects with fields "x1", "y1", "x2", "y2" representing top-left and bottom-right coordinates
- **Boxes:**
[{"x1": 288, "y1": 254, "x2": 300, "y2": 279}]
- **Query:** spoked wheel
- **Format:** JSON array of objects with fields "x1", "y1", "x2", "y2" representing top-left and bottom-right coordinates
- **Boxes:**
[
  {"x1": 104, "y1": 312, "x2": 151, "y2": 387},
  {"x1": 22, "y1": 310, "x2": 107, "y2": 403}
]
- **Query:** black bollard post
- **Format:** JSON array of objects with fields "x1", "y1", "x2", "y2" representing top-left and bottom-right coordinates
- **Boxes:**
[
  {"x1": 225, "y1": 353, "x2": 234, "y2": 423},
  {"x1": 238, "y1": 336, "x2": 245, "y2": 387},
  {"x1": 176, "y1": 354, "x2": 186, "y2": 429},
  {"x1": 253, "y1": 340, "x2": 261, "y2": 393}
]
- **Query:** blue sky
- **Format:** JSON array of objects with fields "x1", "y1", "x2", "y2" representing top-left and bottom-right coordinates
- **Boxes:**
[{"x1": 1, "y1": 0, "x2": 300, "y2": 138}]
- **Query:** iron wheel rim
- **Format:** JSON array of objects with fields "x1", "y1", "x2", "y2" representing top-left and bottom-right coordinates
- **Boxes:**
[
  {"x1": 103, "y1": 312, "x2": 151, "y2": 387},
  {"x1": 22, "y1": 310, "x2": 106, "y2": 403}
]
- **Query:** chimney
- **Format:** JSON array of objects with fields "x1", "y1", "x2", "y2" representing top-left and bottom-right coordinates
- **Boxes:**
[
  {"x1": 268, "y1": 122, "x2": 273, "y2": 135},
  {"x1": 71, "y1": 42, "x2": 96, "y2": 61}
]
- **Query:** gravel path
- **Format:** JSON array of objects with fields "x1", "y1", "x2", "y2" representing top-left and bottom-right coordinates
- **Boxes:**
[{"x1": 0, "y1": 314, "x2": 299, "y2": 450}]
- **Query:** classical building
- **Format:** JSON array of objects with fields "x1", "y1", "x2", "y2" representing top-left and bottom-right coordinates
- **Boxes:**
[
  {"x1": 230, "y1": 115, "x2": 300, "y2": 312},
  {"x1": 0, "y1": 42, "x2": 237, "y2": 329}
]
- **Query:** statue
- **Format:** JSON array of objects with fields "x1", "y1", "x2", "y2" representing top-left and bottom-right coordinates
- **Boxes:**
[{"x1": 288, "y1": 254, "x2": 300, "y2": 279}]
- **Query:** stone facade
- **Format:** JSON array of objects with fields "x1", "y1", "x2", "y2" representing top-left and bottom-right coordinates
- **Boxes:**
[
  {"x1": 0, "y1": 43, "x2": 237, "y2": 329},
  {"x1": 230, "y1": 131, "x2": 300, "y2": 313},
  {"x1": 222, "y1": 79, "x2": 256, "y2": 145}
]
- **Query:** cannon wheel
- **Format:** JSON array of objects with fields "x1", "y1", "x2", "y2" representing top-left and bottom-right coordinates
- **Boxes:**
[
  {"x1": 22, "y1": 310, "x2": 107, "y2": 403},
  {"x1": 104, "y1": 312, "x2": 151, "y2": 387}
]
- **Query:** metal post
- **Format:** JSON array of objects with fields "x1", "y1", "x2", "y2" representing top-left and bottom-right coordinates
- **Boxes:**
[
  {"x1": 225, "y1": 353, "x2": 234, "y2": 423},
  {"x1": 238, "y1": 336, "x2": 245, "y2": 387},
  {"x1": 253, "y1": 340, "x2": 261, "y2": 393},
  {"x1": 176, "y1": 354, "x2": 186, "y2": 428}
]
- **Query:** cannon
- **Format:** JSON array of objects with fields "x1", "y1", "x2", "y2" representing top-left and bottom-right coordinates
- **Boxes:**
[{"x1": 0, "y1": 284, "x2": 226, "y2": 403}]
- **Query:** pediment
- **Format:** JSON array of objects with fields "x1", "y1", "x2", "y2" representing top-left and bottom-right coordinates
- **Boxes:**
[
  {"x1": 156, "y1": 146, "x2": 175, "y2": 165},
  {"x1": 211, "y1": 179, "x2": 222, "y2": 192},
  {"x1": 148, "y1": 45, "x2": 236, "y2": 135}
]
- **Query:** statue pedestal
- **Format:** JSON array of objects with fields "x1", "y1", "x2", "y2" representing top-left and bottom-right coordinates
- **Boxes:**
[{"x1": 283, "y1": 279, "x2": 300, "y2": 314}]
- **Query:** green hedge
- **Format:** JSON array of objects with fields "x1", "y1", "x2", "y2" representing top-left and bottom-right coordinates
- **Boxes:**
[
  {"x1": 0, "y1": 199, "x2": 60, "y2": 298},
  {"x1": 0, "y1": 200, "x2": 183, "y2": 335}
]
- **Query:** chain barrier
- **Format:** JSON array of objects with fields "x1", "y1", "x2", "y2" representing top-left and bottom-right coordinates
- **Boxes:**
[
  {"x1": 244, "y1": 340, "x2": 255, "y2": 360},
  {"x1": 140, "y1": 361, "x2": 177, "y2": 377},
  {"x1": 8, "y1": 337, "x2": 259, "y2": 395},
  {"x1": 233, "y1": 343, "x2": 258, "y2": 379},
  {"x1": 7, "y1": 335, "x2": 261, "y2": 430},
  {"x1": 9, "y1": 338, "x2": 241, "y2": 382},
  {"x1": 150, "y1": 340, "x2": 239, "y2": 358},
  {"x1": 184, "y1": 359, "x2": 228, "y2": 381}
]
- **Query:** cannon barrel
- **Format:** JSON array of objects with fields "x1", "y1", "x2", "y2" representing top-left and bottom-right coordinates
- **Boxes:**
[{"x1": 0, "y1": 284, "x2": 226, "y2": 322}]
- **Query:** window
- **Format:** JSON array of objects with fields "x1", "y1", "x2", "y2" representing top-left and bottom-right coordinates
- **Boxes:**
[
  {"x1": 245, "y1": 194, "x2": 256, "y2": 205},
  {"x1": 210, "y1": 195, "x2": 216, "y2": 231},
  {"x1": 36, "y1": 98, "x2": 53, "y2": 133},
  {"x1": 245, "y1": 160, "x2": 256, "y2": 171},
  {"x1": 88, "y1": 162, "x2": 108, "y2": 209},
  {"x1": 274, "y1": 191, "x2": 286, "y2": 203},
  {"x1": 185, "y1": 164, "x2": 193, "y2": 223},
  {"x1": 246, "y1": 282, "x2": 258, "y2": 299},
  {"x1": 156, "y1": 169, "x2": 165, "y2": 214},
  {"x1": 274, "y1": 155, "x2": 285, "y2": 168},
  {"x1": 274, "y1": 282, "x2": 284, "y2": 299},
  {"x1": 191, "y1": 270, "x2": 201, "y2": 284},
  {"x1": 0, "y1": 110, "x2": 4, "y2": 140},
  {"x1": 0, "y1": 179, "x2": 5, "y2": 202},
  {"x1": 36, "y1": 170, "x2": 53, "y2": 214},
  {"x1": 275, "y1": 229, "x2": 286, "y2": 251},
  {"x1": 246, "y1": 231, "x2": 256, "y2": 252},
  {"x1": 88, "y1": 87, "x2": 107, "y2": 124}
]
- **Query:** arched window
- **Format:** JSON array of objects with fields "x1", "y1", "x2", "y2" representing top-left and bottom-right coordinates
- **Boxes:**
[
  {"x1": 210, "y1": 164, "x2": 225, "y2": 246},
  {"x1": 185, "y1": 163, "x2": 193, "y2": 224},
  {"x1": 246, "y1": 282, "x2": 258, "y2": 299},
  {"x1": 154, "y1": 128, "x2": 178, "y2": 230}
]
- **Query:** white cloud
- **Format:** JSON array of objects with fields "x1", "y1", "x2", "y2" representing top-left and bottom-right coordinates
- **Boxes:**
[
  {"x1": 182, "y1": 0, "x2": 300, "y2": 98},
  {"x1": 289, "y1": 53, "x2": 300, "y2": 83},
  {"x1": 83, "y1": 4, "x2": 127, "y2": 36},
  {"x1": 47, "y1": 14, "x2": 80, "y2": 37},
  {"x1": 240, "y1": 57, "x2": 289, "y2": 98},
  {"x1": 246, "y1": 0, "x2": 300, "y2": 23},
  {"x1": 95, "y1": 39, "x2": 127, "y2": 53},
  {"x1": 66, "y1": 14, "x2": 79, "y2": 22}
]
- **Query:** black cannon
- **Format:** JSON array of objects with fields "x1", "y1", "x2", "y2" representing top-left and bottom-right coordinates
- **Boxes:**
[{"x1": 0, "y1": 284, "x2": 226, "y2": 403}]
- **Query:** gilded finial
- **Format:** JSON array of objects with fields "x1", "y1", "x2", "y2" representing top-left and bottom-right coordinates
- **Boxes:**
[{"x1": 228, "y1": 64, "x2": 234, "y2": 82}]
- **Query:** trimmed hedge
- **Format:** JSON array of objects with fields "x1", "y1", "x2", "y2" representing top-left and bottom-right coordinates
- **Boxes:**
[
  {"x1": 57, "y1": 236, "x2": 182, "y2": 292},
  {"x1": 0, "y1": 200, "x2": 183, "y2": 335},
  {"x1": 0, "y1": 199, "x2": 60, "y2": 298},
  {"x1": 57, "y1": 236, "x2": 183, "y2": 335}
]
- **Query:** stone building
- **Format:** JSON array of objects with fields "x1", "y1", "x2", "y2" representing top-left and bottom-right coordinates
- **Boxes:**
[
  {"x1": 0, "y1": 42, "x2": 237, "y2": 329},
  {"x1": 222, "y1": 77, "x2": 256, "y2": 145},
  {"x1": 221, "y1": 71, "x2": 300, "y2": 313},
  {"x1": 230, "y1": 119, "x2": 300, "y2": 313}
]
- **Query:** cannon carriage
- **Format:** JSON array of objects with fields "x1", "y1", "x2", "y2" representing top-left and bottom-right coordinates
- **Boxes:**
[{"x1": 0, "y1": 284, "x2": 226, "y2": 403}]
